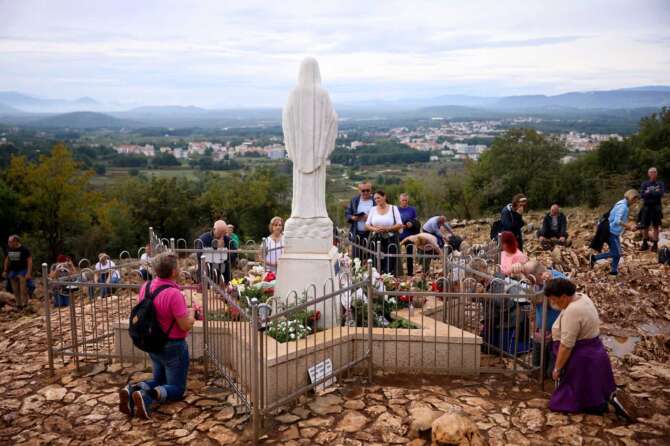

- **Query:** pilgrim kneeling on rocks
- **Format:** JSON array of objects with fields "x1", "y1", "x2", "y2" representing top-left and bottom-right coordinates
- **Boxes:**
[{"x1": 544, "y1": 278, "x2": 634, "y2": 420}]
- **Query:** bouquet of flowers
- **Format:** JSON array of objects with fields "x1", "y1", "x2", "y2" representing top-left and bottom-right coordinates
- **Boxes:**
[{"x1": 266, "y1": 319, "x2": 312, "y2": 343}]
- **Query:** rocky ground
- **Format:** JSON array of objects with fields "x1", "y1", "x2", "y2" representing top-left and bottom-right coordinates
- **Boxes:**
[{"x1": 0, "y1": 207, "x2": 669, "y2": 445}]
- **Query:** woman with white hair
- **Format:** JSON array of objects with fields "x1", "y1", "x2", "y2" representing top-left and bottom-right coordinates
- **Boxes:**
[{"x1": 590, "y1": 189, "x2": 640, "y2": 276}]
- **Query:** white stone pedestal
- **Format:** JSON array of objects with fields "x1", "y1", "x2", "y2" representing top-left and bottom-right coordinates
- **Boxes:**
[{"x1": 275, "y1": 246, "x2": 341, "y2": 330}]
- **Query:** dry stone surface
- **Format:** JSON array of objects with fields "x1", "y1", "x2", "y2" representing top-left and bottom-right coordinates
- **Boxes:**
[{"x1": 1, "y1": 208, "x2": 670, "y2": 444}]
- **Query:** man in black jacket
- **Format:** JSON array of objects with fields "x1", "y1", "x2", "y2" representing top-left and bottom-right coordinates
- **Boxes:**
[
  {"x1": 538, "y1": 204, "x2": 570, "y2": 250},
  {"x1": 639, "y1": 167, "x2": 665, "y2": 252},
  {"x1": 344, "y1": 182, "x2": 374, "y2": 259},
  {"x1": 500, "y1": 194, "x2": 527, "y2": 251}
]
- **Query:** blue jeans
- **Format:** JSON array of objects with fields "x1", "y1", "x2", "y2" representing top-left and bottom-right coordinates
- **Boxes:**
[
  {"x1": 97, "y1": 274, "x2": 120, "y2": 298},
  {"x1": 593, "y1": 233, "x2": 621, "y2": 273},
  {"x1": 136, "y1": 339, "x2": 189, "y2": 411}
]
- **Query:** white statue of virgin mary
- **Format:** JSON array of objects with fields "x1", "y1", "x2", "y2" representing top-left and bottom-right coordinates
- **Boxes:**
[{"x1": 283, "y1": 57, "x2": 338, "y2": 221}]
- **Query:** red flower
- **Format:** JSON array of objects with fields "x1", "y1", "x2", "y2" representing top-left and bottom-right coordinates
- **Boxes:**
[
  {"x1": 309, "y1": 310, "x2": 321, "y2": 321},
  {"x1": 399, "y1": 295, "x2": 411, "y2": 303},
  {"x1": 264, "y1": 272, "x2": 276, "y2": 282},
  {"x1": 430, "y1": 281, "x2": 444, "y2": 292}
]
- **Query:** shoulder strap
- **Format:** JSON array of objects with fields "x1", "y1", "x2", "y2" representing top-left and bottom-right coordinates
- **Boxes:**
[
  {"x1": 147, "y1": 282, "x2": 179, "y2": 336},
  {"x1": 392, "y1": 206, "x2": 397, "y2": 225}
]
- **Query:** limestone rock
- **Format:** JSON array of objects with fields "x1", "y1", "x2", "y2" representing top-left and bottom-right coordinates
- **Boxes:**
[
  {"x1": 371, "y1": 412, "x2": 407, "y2": 437},
  {"x1": 546, "y1": 424, "x2": 583, "y2": 445},
  {"x1": 298, "y1": 416, "x2": 334, "y2": 428},
  {"x1": 276, "y1": 413, "x2": 301, "y2": 424},
  {"x1": 207, "y1": 425, "x2": 238, "y2": 445},
  {"x1": 336, "y1": 410, "x2": 369, "y2": 433},
  {"x1": 408, "y1": 406, "x2": 443, "y2": 437},
  {"x1": 38, "y1": 384, "x2": 67, "y2": 401},
  {"x1": 431, "y1": 413, "x2": 484, "y2": 446},
  {"x1": 344, "y1": 399, "x2": 366, "y2": 410},
  {"x1": 308, "y1": 394, "x2": 343, "y2": 415}
]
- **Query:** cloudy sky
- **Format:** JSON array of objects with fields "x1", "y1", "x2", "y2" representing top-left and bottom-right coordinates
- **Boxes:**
[{"x1": 1, "y1": 0, "x2": 669, "y2": 107}]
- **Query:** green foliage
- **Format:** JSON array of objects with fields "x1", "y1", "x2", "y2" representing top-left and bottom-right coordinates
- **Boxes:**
[
  {"x1": 5, "y1": 143, "x2": 97, "y2": 262},
  {"x1": 152, "y1": 152, "x2": 180, "y2": 167},
  {"x1": 331, "y1": 140, "x2": 430, "y2": 166},
  {"x1": 387, "y1": 319, "x2": 418, "y2": 329},
  {"x1": 112, "y1": 155, "x2": 148, "y2": 168},
  {"x1": 468, "y1": 128, "x2": 568, "y2": 210}
]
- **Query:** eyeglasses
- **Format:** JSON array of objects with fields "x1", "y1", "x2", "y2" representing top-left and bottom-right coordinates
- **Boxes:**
[{"x1": 360, "y1": 189, "x2": 371, "y2": 193}]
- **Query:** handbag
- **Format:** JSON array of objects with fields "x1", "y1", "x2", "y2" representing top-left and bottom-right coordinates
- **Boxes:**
[{"x1": 372, "y1": 206, "x2": 399, "y2": 241}]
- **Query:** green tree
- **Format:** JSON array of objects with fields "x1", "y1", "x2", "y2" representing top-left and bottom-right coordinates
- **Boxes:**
[
  {"x1": 468, "y1": 128, "x2": 568, "y2": 211},
  {"x1": 6, "y1": 143, "x2": 97, "y2": 262}
]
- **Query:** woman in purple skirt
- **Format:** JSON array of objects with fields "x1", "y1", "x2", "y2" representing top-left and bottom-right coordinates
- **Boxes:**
[{"x1": 544, "y1": 278, "x2": 632, "y2": 418}]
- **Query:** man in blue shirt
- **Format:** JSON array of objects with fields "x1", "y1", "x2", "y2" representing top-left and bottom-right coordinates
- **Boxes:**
[
  {"x1": 591, "y1": 190, "x2": 640, "y2": 276},
  {"x1": 422, "y1": 215, "x2": 454, "y2": 249},
  {"x1": 398, "y1": 193, "x2": 418, "y2": 275},
  {"x1": 639, "y1": 167, "x2": 665, "y2": 252}
]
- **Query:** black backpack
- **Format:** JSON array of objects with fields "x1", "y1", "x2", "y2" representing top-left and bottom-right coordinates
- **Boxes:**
[
  {"x1": 659, "y1": 246, "x2": 670, "y2": 265},
  {"x1": 490, "y1": 220, "x2": 503, "y2": 241},
  {"x1": 129, "y1": 281, "x2": 177, "y2": 353}
]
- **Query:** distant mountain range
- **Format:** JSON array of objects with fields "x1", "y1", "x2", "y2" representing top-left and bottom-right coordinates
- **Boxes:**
[
  {"x1": 0, "y1": 86, "x2": 668, "y2": 129},
  {"x1": 0, "y1": 91, "x2": 101, "y2": 113},
  {"x1": 30, "y1": 112, "x2": 138, "y2": 129}
]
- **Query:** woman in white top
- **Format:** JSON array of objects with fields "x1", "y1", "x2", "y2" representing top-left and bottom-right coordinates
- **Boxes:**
[
  {"x1": 365, "y1": 190, "x2": 403, "y2": 274},
  {"x1": 263, "y1": 216, "x2": 284, "y2": 273},
  {"x1": 94, "y1": 253, "x2": 121, "y2": 298}
]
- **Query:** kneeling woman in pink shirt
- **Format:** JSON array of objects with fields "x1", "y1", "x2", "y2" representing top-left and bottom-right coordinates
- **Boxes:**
[
  {"x1": 119, "y1": 253, "x2": 197, "y2": 419},
  {"x1": 499, "y1": 231, "x2": 528, "y2": 276}
]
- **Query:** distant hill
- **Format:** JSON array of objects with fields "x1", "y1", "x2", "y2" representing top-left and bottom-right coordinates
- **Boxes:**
[
  {"x1": 30, "y1": 112, "x2": 138, "y2": 129},
  {"x1": 345, "y1": 86, "x2": 670, "y2": 111},
  {"x1": 0, "y1": 102, "x2": 23, "y2": 115},
  {"x1": 0, "y1": 91, "x2": 101, "y2": 113},
  {"x1": 495, "y1": 89, "x2": 670, "y2": 109}
]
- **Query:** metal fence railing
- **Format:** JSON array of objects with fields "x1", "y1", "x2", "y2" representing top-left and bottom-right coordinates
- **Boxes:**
[{"x1": 42, "y1": 227, "x2": 550, "y2": 445}]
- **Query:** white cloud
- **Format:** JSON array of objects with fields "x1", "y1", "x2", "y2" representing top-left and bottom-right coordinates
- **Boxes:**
[{"x1": 0, "y1": 0, "x2": 668, "y2": 106}]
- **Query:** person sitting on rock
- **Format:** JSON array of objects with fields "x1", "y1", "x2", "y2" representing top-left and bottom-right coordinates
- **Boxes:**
[
  {"x1": 499, "y1": 231, "x2": 528, "y2": 276},
  {"x1": 119, "y1": 252, "x2": 197, "y2": 419},
  {"x1": 139, "y1": 244, "x2": 153, "y2": 281},
  {"x1": 538, "y1": 203, "x2": 570, "y2": 250},
  {"x1": 544, "y1": 278, "x2": 632, "y2": 419},
  {"x1": 94, "y1": 253, "x2": 120, "y2": 298}
]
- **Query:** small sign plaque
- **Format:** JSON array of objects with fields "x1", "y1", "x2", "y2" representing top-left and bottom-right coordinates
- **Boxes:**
[{"x1": 308, "y1": 358, "x2": 336, "y2": 392}]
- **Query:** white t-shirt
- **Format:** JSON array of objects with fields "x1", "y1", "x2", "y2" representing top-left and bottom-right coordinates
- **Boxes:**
[
  {"x1": 264, "y1": 236, "x2": 284, "y2": 271},
  {"x1": 366, "y1": 205, "x2": 402, "y2": 229},
  {"x1": 356, "y1": 198, "x2": 374, "y2": 232},
  {"x1": 95, "y1": 260, "x2": 120, "y2": 280},
  {"x1": 140, "y1": 253, "x2": 151, "y2": 271}
]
